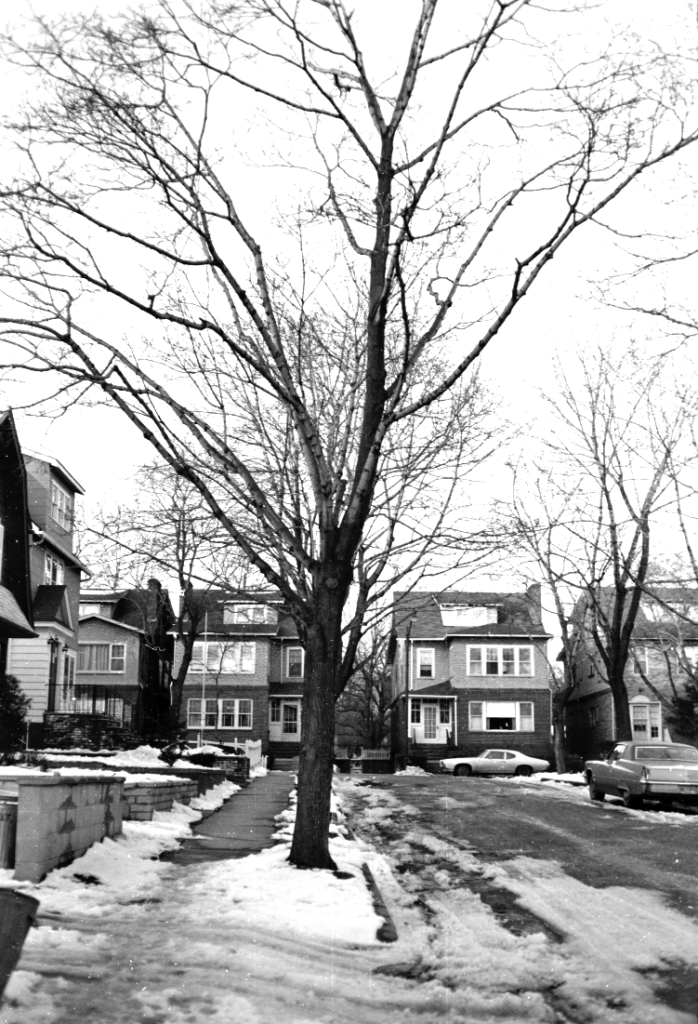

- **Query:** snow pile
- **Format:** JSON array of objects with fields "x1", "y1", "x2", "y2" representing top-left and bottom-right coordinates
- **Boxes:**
[
  {"x1": 41, "y1": 744, "x2": 194, "y2": 769},
  {"x1": 394, "y1": 765, "x2": 432, "y2": 776}
]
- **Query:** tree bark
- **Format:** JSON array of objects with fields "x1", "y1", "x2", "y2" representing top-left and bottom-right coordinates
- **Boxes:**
[{"x1": 289, "y1": 567, "x2": 349, "y2": 870}]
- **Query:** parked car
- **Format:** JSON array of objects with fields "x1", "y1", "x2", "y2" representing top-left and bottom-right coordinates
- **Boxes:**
[
  {"x1": 440, "y1": 749, "x2": 550, "y2": 777},
  {"x1": 584, "y1": 741, "x2": 698, "y2": 809}
]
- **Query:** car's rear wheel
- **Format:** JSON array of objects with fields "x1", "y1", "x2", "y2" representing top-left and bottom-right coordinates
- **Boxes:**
[
  {"x1": 454, "y1": 764, "x2": 472, "y2": 777},
  {"x1": 514, "y1": 765, "x2": 532, "y2": 777},
  {"x1": 621, "y1": 790, "x2": 643, "y2": 810},
  {"x1": 588, "y1": 779, "x2": 605, "y2": 802}
]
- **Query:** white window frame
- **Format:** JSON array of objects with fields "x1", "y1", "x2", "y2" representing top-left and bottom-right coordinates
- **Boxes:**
[
  {"x1": 468, "y1": 700, "x2": 535, "y2": 732},
  {"x1": 466, "y1": 645, "x2": 533, "y2": 677},
  {"x1": 189, "y1": 641, "x2": 256, "y2": 674},
  {"x1": 51, "y1": 481, "x2": 73, "y2": 530},
  {"x1": 286, "y1": 646, "x2": 305, "y2": 679},
  {"x1": 187, "y1": 698, "x2": 218, "y2": 729},
  {"x1": 223, "y1": 603, "x2": 277, "y2": 625},
  {"x1": 416, "y1": 648, "x2": 435, "y2": 679},
  {"x1": 77, "y1": 642, "x2": 126, "y2": 674},
  {"x1": 44, "y1": 551, "x2": 65, "y2": 586},
  {"x1": 630, "y1": 698, "x2": 661, "y2": 740},
  {"x1": 218, "y1": 698, "x2": 253, "y2": 730}
]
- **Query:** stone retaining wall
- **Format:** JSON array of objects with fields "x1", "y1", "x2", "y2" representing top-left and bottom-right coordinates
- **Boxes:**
[
  {"x1": 122, "y1": 780, "x2": 199, "y2": 821},
  {"x1": 14, "y1": 776, "x2": 123, "y2": 884}
]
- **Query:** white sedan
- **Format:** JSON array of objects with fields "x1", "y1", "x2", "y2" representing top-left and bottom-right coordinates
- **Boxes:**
[{"x1": 440, "y1": 749, "x2": 550, "y2": 777}]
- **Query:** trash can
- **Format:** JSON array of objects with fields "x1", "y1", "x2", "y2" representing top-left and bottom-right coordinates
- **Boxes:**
[
  {"x1": 0, "y1": 801, "x2": 17, "y2": 870},
  {"x1": 0, "y1": 889, "x2": 40, "y2": 997}
]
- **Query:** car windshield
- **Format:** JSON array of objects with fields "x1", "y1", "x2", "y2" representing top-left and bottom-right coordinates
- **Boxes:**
[{"x1": 634, "y1": 746, "x2": 698, "y2": 762}]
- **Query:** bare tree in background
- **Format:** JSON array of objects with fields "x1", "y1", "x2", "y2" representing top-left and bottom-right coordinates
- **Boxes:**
[
  {"x1": 334, "y1": 628, "x2": 390, "y2": 753},
  {"x1": 1, "y1": 0, "x2": 697, "y2": 866},
  {"x1": 507, "y1": 345, "x2": 694, "y2": 745},
  {"x1": 80, "y1": 463, "x2": 252, "y2": 738}
]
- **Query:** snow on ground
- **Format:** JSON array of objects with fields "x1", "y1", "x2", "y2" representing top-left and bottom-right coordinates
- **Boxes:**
[{"x1": 2, "y1": 772, "x2": 698, "y2": 1023}]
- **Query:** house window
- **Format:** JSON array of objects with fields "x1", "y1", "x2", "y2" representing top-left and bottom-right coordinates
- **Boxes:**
[
  {"x1": 51, "y1": 481, "x2": 73, "y2": 530},
  {"x1": 219, "y1": 699, "x2": 253, "y2": 729},
  {"x1": 632, "y1": 648, "x2": 648, "y2": 675},
  {"x1": 439, "y1": 699, "x2": 451, "y2": 724},
  {"x1": 468, "y1": 700, "x2": 535, "y2": 732},
  {"x1": 287, "y1": 647, "x2": 304, "y2": 678},
  {"x1": 223, "y1": 604, "x2": 277, "y2": 625},
  {"x1": 270, "y1": 698, "x2": 281, "y2": 723},
  {"x1": 189, "y1": 642, "x2": 256, "y2": 674},
  {"x1": 44, "y1": 551, "x2": 65, "y2": 585},
  {"x1": 589, "y1": 706, "x2": 598, "y2": 726},
  {"x1": 79, "y1": 603, "x2": 103, "y2": 617},
  {"x1": 588, "y1": 660, "x2": 596, "y2": 678},
  {"x1": 439, "y1": 605, "x2": 497, "y2": 627},
  {"x1": 416, "y1": 648, "x2": 435, "y2": 679},
  {"x1": 187, "y1": 698, "x2": 217, "y2": 729},
  {"x1": 411, "y1": 699, "x2": 421, "y2": 724},
  {"x1": 283, "y1": 703, "x2": 299, "y2": 734},
  {"x1": 467, "y1": 646, "x2": 534, "y2": 677},
  {"x1": 61, "y1": 650, "x2": 75, "y2": 704},
  {"x1": 631, "y1": 701, "x2": 661, "y2": 740},
  {"x1": 77, "y1": 643, "x2": 125, "y2": 673}
]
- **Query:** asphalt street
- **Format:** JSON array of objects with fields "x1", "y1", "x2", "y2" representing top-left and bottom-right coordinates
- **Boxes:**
[{"x1": 352, "y1": 775, "x2": 698, "y2": 924}]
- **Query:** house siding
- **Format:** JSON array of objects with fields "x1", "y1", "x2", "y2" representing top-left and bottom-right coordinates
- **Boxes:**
[
  {"x1": 6, "y1": 636, "x2": 51, "y2": 722},
  {"x1": 76, "y1": 619, "x2": 141, "y2": 689},
  {"x1": 455, "y1": 688, "x2": 552, "y2": 759}
]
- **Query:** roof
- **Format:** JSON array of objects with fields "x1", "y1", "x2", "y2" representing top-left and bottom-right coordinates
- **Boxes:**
[
  {"x1": 181, "y1": 589, "x2": 298, "y2": 638},
  {"x1": 41, "y1": 531, "x2": 92, "y2": 576},
  {"x1": 33, "y1": 585, "x2": 72, "y2": 628},
  {"x1": 0, "y1": 585, "x2": 37, "y2": 639},
  {"x1": 392, "y1": 589, "x2": 550, "y2": 640},
  {"x1": 22, "y1": 449, "x2": 85, "y2": 495},
  {"x1": 79, "y1": 614, "x2": 143, "y2": 634}
]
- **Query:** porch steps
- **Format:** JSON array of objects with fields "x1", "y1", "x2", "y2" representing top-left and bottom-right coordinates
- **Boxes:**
[{"x1": 272, "y1": 757, "x2": 299, "y2": 772}]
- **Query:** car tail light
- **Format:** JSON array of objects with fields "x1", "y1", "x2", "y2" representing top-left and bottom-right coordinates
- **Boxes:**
[{"x1": 641, "y1": 767, "x2": 650, "y2": 783}]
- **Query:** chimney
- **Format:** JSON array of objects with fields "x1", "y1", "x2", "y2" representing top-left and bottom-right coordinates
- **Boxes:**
[{"x1": 526, "y1": 583, "x2": 542, "y2": 623}]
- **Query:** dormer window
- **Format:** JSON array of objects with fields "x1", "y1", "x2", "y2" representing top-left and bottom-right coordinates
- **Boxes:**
[
  {"x1": 51, "y1": 481, "x2": 73, "y2": 530},
  {"x1": 223, "y1": 603, "x2": 278, "y2": 625},
  {"x1": 439, "y1": 605, "x2": 498, "y2": 627}
]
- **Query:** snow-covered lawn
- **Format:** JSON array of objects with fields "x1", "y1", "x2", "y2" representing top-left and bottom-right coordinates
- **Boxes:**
[{"x1": 1, "y1": 770, "x2": 697, "y2": 1023}]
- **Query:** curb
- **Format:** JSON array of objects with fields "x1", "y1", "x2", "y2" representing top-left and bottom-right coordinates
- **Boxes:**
[
  {"x1": 361, "y1": 863, "x2": 398, "y2": 942},
  {"x1": 341, "y1": 822, "x2": 398, "y2": 943}
]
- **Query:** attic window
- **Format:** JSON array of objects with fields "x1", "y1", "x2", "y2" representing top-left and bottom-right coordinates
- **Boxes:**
[
  {"x1": 223, "y1": 603, "x2": 277, "y2": 625},
  {"x1": 439, "y1": 605, "x2": 497, "y2": 627}
]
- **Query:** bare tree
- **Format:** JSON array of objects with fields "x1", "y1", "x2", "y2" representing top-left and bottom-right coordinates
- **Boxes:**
[
  {"x1": 507, "y1": 345, "x2": 694, "y2": 745},
  {"x1": 80, "y1": 463, "x2": 252, "y2": 738},
  {"x1": 334, "y1": 627, "x2": 390, "y2": 753},
  {"x1": 0, "y1": 1, "x2": 697, "y2": 866}
]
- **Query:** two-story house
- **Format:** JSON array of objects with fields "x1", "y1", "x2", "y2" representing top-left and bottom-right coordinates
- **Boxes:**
[
  {"x1": 388, "y1": 586, "x2": 552, "y2": 766},
  {"x1": 174, "y1": 590, "x2": 305, "y2": 763},
  {"x1": 0, "y1": 412, "x2": 37, "y2": 667},
  {"x1": 565, "y1": 588, "x2": 698, "y2": 757},
  {"x1": 6, "y1": 451, "x2": 90, "y2": 746},
  {"x1": 71, "y1": 580, "x2": 175, "y2": 746}
]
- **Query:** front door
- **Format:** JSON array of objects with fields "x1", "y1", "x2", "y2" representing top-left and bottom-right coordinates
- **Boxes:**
[{"x1": 269, "y1": 698, "x2": 302, "y2": 741}]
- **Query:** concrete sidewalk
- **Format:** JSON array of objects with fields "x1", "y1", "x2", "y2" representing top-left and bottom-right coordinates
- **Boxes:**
[{"x1": 162, "y1": 771, "x2": 295, "y2": 866}]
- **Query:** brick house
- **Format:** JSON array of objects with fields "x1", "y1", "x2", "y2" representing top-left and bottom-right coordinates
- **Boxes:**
[
  {"x1": 565, "y1": 589, "x2": 698, "y2": 758},
  {"x1": 174, "y1": 590, "x2": 305, "y2": 762},
  {"x1": 388, "y1": 586, "x2": 553, "y2": 766},
  {"x1": 72, "y1": 580, "x2": 175, "y2": 746},
  {"x1": 6, "y1": 450, "x2": 90, "y2": 746},
  {"x1": 0, "y1": 411, "x2": 37, "y2": 663}
]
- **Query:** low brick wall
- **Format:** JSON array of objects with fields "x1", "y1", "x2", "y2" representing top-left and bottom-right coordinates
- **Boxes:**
[
  {"x1": 13, "y1": 776, "x2": 123, "y2": 884},
  {"x1": 122, "y1": 780, "x2": 199, "y2": 821},
  {"x1": 41, "y1": 762, "x2": 236, "y2": 794}
]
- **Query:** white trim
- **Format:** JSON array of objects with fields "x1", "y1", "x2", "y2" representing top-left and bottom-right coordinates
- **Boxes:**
[{"x1": 79, "y1": 615, "x2": 143, "y2": 633}]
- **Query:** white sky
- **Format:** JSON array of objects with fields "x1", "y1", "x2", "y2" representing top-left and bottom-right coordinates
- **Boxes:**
[{"x1": 1, "y1": 0, "x2": 696, "y2": 605}]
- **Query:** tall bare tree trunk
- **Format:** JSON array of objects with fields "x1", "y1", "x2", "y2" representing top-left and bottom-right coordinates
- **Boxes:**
[{"x1": 290, "y1": 568, "x2": 348, "y2": 870}]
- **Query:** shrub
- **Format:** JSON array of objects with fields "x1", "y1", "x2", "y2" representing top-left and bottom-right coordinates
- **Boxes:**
[{"x1": 0, "y1": 674, "x2": 31, "y2": 752}]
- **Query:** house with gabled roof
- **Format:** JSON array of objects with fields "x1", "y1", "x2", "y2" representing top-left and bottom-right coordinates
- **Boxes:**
[
  {"x1": 174, "y1": 589, "x2": 305, "y2": 764},
  {"x1": 565, "y1": 587, "x2": 698, "y2": 757},
  {"x1": 388, "y1": 585, "x2": 553, "y2": 766},
  {"x1": 6, "y1": 450, "x2": 90, "y2": 746}
]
